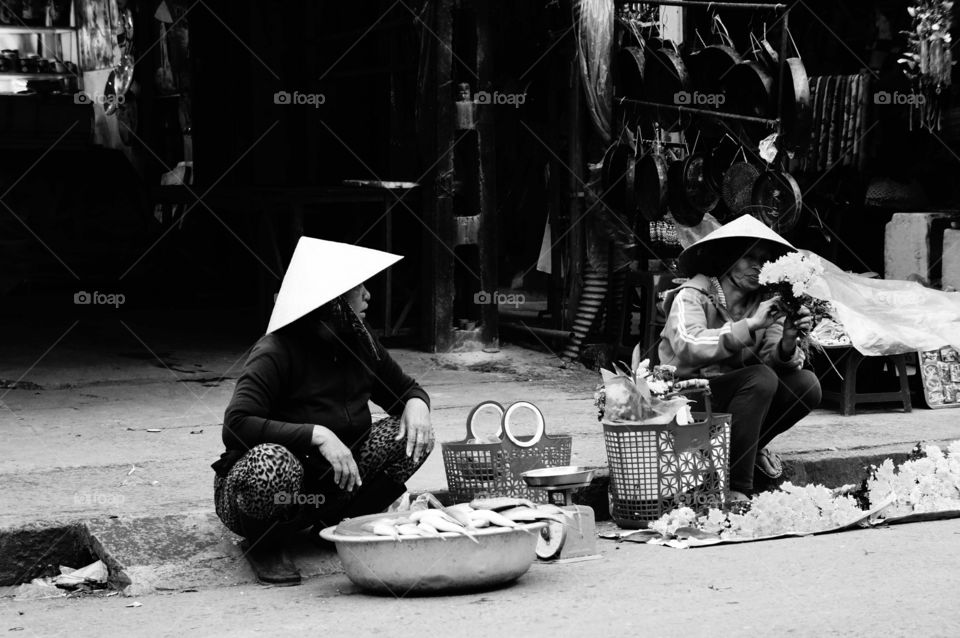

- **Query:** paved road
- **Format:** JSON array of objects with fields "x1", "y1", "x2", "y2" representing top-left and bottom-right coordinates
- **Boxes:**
[
  {"x1": 3, "y1": 518, "x2": 959, "y2": 637},
  {"x1": 3, "y1": 341, "x2": 960, "y2": 528}
]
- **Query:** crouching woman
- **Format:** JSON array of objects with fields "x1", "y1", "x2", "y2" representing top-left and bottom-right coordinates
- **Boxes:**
[
  {"x1": 212, "y1": 238, "x2": 433, "y2": 585},
  {"x1": 658, "y1": 217, "x2": 821, "y2": 503}
]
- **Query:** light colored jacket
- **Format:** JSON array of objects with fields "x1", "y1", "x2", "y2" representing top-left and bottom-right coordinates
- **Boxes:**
[{"x1": 657, "y1": 274, "x2": 804, "y2": 379}]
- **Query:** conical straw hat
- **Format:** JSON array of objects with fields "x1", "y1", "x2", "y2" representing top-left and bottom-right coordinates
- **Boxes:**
[
  {"x1": 266, "y1": 237, "x2": 402, "y2": 334},
  {"x1": 678, "y1": 215, "x2": 795, "y2": 276}
]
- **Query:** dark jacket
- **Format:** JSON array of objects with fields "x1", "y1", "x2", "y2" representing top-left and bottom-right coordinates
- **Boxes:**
[{"x1": 214, "y1": 322, "x2": 429, "y2": 477}]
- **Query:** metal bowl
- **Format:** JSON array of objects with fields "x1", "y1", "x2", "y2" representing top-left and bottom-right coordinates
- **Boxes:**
[
  {"x1": 521, "y1": 466, "x2": 595, "y2": 488},
  {"x1": 319, "y1": 513, "x2": 546, "y2": 595}
]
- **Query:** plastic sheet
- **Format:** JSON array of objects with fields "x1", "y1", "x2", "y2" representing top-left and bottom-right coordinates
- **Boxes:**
[{"x1": 807, "y1": 255, "x2": 960, "y2": 355}]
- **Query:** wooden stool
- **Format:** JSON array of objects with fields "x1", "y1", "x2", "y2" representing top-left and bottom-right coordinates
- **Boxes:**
[{"x1": 820, "y1": 347, "x2": 913, "y2": 416}]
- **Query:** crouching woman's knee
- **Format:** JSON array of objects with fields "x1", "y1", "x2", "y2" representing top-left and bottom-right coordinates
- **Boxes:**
[
  {"x1": 215, "y1": 443, "x2": 305, "y2": 535},
  {"x1": 787, "y1": 369, "x2": 822, "y2": 412}
]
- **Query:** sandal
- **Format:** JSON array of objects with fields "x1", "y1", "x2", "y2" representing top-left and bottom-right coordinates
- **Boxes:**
[
  {"x1": 755, "y1": 447, "x2": 784, "y2": 480},
  {"x1": 725, "y1": 490, "x2": 752, "y2": 514}
]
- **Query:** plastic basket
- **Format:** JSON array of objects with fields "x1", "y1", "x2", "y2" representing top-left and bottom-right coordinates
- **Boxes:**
[
  {"x1": 603, "y1": 393, "x2": 730, "y2": 528},
  {"x1": 442, "y1": 401, "x2": 572, "y2": 504}
]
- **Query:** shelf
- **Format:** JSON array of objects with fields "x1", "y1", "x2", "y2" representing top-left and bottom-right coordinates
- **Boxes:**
[{"x1": 0, "y1": 25, "x2": 77, "y2": 35}]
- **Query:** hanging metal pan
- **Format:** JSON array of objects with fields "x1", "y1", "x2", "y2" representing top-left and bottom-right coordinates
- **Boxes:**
[
  {"x1": 641, "y1": 40, "x2": 691, "y2": 132},
  {"x1": 686, "y1": 19, "x2": 741, "y2": 94},
  {"x1": 680, "y1": 151, "x2": 720, "y2": 215},
  {"x1": 749, "y1": 170, "x2": 803, "y2": 234},
  {"x1": 601, "y1": 140, "x2": 630, "y2": 215},
  {"x1": 614, "y1": 46, "x2": 645, "y2": 100},
  {"x1": 781, "y1": 57, "x2": 812, "y2": 155},
  {"x1": 686, "y1": 22, "x2": 741, "y2": 143},
  {"x1": 722, "y1": 60, "x2": 775, "y2": 144},
  {"x1": 668, "y1": 159, "x2": 706, "y2": 227},
  {"x1": 635, "y1": 142, "x2": 669, "y2": 221},
  {"x1": 721, "y1": 156, "x2": 761, "y2": 217}
]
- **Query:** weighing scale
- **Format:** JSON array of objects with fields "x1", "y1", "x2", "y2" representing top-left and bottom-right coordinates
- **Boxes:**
[{"x1": 522, "y1": 467, "x2": 600, "y2": 561}]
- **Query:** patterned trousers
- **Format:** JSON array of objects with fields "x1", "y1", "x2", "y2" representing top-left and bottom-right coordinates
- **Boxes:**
[{"x1": 214, "y1": 416, "x2": 432, "y2": 539}]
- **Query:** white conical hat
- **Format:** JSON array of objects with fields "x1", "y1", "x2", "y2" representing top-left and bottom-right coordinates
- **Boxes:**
[
  {"x1": 266, "y1": 237, "x2": 402, "y2": 334},
  {"x1": 678, "y1": 215, "x2": 796, "y2": 275}
]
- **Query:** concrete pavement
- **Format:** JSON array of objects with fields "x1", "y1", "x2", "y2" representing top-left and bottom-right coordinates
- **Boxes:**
[{"x1": 2, "y1": 310, "x2": 959, "y2": 595}]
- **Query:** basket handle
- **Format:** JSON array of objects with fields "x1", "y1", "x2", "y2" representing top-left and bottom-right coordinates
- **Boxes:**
[
  {"x1": 465, "y1": 401, "x2": 504, "y2": 441},
  {"x1": 502, "y1": 401, "x2": 545, "y2": 448}
]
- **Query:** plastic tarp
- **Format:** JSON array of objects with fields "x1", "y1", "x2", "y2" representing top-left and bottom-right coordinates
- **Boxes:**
[{"x1": 807, "y1": 255, "x2": 960, "y2": 355}]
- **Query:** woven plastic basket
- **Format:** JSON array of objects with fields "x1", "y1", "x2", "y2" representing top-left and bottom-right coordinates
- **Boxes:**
[
  {"x1": 603, "y1": 393, "x2": 730, "y2": 528},
  {"x1": 442, "y1": 401, "x2": 572, "y2": 504}
]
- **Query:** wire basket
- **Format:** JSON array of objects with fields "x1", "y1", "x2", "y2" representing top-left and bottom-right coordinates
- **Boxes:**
[
  {"x1": 603, "y1": 393, "x2": 730, "y2": 528},
  {"x1": 442, "y1": 401, "x2": 573, "y2": 504}
]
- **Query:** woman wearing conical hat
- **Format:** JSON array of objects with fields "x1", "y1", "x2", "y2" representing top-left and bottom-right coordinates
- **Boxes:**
[
  {"x1": 212, "y1": 238, "x2": 433, "y2": 585},
  {"x1": 658, "y1": 216, "x2": 822, "y2": 503}
]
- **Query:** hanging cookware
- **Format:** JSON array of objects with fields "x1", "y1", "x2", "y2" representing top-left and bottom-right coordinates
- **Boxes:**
[
  {"x1": 667, "y1": 151, "x2": 706, "y2": 227},
  {"x1": 601, "y1": 139, "x2": 631, "y2": 215},
  {"x1": 635, "y1": 129, "x2": 669, "y2": 221},
  {"x1": 721, "y1": 148, "x2": 761, "y2": 217},
  {"x1": 704, "y1": 130, "x2": 740, "y2": 195},
  {"x1": 641, "y1": 40, "x2": 691, "y2": 132},
  {"x1": 685, "y1": 17, "x2": 741, "y2": 94},
  {"x1": 749, "y1": 170, "x2": 803, "y2": 234},
  {"x1": 779, "y1": 31, "x2": 812, "y2": 156},
  {"x1": 614, "y1": 46, "x2": 645, "y2": 100},
  {"x1": 722, "y1": 60, "x2": 775, "y2": 145},
  {"x1": 679, "y1": 133, "x2": 720, "y2": 216},
  {"x1": 686, "y1": 17, "x2": 742, "y2": 143}
]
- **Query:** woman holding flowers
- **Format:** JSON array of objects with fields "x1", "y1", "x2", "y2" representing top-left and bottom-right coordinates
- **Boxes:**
[{"x1": 658, "y1": 216, "x2": 822, "y2": 502}]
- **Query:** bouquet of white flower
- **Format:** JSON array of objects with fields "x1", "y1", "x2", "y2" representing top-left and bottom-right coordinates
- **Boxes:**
[{"x1": 758, "y1": 252, "x2": 829, "y2": 322}]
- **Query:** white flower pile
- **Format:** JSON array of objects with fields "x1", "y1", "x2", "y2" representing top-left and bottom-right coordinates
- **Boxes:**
[
  {"x1": 650, "y1": 482, "x2": 863, "y2": 540},
  {"x1": 758, "y1": 252, "x2": 825, "y2": 298},
  {"x1": 649, "y1": 440, "x2": 960, "y2": 541},
  {"x1": 866, "y1": 442, "x2": 960, "y2": 517}
]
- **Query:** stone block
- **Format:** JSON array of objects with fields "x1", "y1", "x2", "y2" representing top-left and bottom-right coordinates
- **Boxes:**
[
  {"x1": 943, "y1": 229, "x2": 960, "y2": 291},
  {"x1": 884, "y1": 211, "x2": 959, "y2": 283}
]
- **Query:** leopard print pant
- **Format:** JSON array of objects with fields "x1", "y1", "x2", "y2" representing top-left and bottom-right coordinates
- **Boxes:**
[{"x1": 214, "y1": 416, "x2": 432, "y2": 537}]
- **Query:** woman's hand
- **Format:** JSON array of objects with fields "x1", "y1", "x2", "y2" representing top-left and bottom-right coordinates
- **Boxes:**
[
  {"x1": 746, "y1": 296, "x2": 782, "y2": 332},
  {"x1": 396, "y1": 398, "x2": 433, "y2": 463},
  {"x1": 781, "y1": 305, "x2": 814, "y2": 354},
  {"x1": 312, "y1": 425, "x2": 361, "y2": 492}
]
